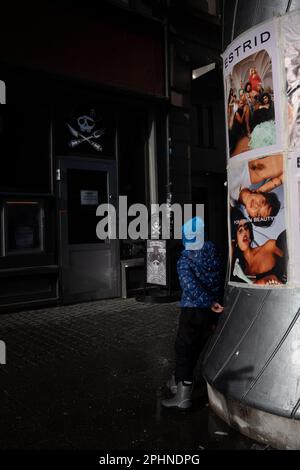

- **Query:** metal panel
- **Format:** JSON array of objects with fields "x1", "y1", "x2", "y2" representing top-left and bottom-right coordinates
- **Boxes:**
[
  {"x1": 223, "y1": 0, "x2": 291, "y2": 49},
  {"x1": 244, "y1": 297, "x2": 300, "y2": 418},
  {"x1": 203, "y1": 287, "x2": 300, "y2": 418},
  {"x1": 203, "y1": 287, "x2": 269, "y2": 378},
  {"x1": 222, "y1": 0, "x2": 238, "y2": 50}
]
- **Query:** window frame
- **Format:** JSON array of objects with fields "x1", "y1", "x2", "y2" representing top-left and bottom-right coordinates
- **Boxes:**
[{"x1": 3, "y1": 199, "x2": 45, "y2": 256}]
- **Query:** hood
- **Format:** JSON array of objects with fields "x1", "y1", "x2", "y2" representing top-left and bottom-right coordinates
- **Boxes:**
[{"x1": 182, "y1": 216, "x2": 204, "y2": 251}]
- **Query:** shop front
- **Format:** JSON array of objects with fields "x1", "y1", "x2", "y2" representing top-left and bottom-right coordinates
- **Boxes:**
[
  {"x1": 0, "y1": 71, "x2": 167, "y2": 310},
  {"x1": 0, "y1": 3, "x2": 166, "y2": 310}
]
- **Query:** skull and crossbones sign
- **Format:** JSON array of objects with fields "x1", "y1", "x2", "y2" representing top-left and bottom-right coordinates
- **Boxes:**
[{"x1": 67, "y1": 112, "x2": 105, "y2": 152}]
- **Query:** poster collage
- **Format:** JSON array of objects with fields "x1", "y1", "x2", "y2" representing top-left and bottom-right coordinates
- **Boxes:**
[
  {"x1": 224, "y1": 19, "x2": 290, "y2": 287},
  {"x1": 282, "y1": 10, "x2": 300, "y2": 286}
]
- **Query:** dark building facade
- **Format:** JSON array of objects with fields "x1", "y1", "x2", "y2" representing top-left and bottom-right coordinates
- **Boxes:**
[
  {"x1": 167, "y1": 1, "x2": 227, "y2": 256},
  {"x1": 0, "y1": 0, "x2": 225, "y2": 311}
]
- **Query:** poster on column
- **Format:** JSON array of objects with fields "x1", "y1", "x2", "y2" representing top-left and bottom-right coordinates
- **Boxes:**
[
  {"x1": 228, "y1": 153, "x2": 288, "y2": 286},
  {"x1": 282, "y1": 10, "x2": 300, "y2": 286},
  {"x1": 223, "y1": 19, "x2": 282, "y2": 161},
  {"x1": 287, "y1": 151, "x2": 300, "y2": 284},
  {"x1": 282, "y1": 10, "x2": 300, "y2": 149}
]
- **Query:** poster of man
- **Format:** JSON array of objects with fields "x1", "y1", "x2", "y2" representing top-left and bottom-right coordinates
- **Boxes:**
[
  {"x1": 223, "y1": 19, "x2": 282, "y2": 161},
  {"x1": 228, "y1": 153, "x2": 288, "y2": 286}
]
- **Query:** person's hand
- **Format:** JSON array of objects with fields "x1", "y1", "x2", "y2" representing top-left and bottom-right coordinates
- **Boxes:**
[{"x1": 211, "y1": 302, "x2": 224, "y2": 313}]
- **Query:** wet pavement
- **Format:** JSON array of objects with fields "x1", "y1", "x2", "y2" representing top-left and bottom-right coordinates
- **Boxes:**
[{"x1": 0, "y1": 298, "x2": 263, "y2": 450}]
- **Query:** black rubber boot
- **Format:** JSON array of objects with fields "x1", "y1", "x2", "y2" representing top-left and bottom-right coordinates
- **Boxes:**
[{"x1": 161, "y1": 381, "x2": 193, "y2": 409}]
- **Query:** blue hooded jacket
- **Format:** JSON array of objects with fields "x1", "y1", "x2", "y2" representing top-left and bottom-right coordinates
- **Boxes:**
[{"x1": 177, "y1": 217, "x2": 223, "y2": 308}]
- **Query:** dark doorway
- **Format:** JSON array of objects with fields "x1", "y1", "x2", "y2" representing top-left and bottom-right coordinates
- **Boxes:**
[{"x1": 59, "y1": 157, "x2": 119, "y2": 303}]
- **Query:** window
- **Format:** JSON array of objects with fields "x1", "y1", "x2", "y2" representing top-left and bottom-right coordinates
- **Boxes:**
[
  {"x1": 67, "y1": 169, "x2": 108, "y2": 245},
  {"x1": 0, "y1": 99, "x2": 51, "y2": 193},
  {"x1": 4, "y1": 201, "x2": 44, "y2": 255}
]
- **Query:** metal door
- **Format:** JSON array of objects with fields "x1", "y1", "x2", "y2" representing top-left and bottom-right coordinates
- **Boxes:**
[{"x1": 58, "y1": 157, "x2": 119, "y2": 303}]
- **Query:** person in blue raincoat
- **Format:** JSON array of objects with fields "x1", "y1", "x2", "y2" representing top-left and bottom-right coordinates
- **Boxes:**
[{"x1": 161, "y1": 216, "x2": 224, "y2": 410}]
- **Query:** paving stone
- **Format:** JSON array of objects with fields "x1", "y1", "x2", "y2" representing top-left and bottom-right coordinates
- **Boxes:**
[{"x1": 0, "y1": 298, "x2": 258, "y2": 450}]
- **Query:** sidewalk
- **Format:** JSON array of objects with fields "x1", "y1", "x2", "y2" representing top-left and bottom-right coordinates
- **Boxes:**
[{"x1": 0, "y1": 298, "x2": 258, "y2": 450}]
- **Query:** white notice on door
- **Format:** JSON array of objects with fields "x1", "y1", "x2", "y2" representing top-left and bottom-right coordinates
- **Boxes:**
[{"x1": 80, "y1": 190, "x2": 99, "y2": 205}]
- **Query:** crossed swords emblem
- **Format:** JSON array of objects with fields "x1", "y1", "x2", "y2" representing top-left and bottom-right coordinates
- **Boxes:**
[{"x1": 67, "y1": 123, "x2": 105, "y2": 152}]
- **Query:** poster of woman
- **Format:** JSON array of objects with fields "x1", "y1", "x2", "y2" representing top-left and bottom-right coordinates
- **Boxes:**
[
  {"x1": 223, "y1": 19, "x2": 282, "y2": 161},
  {"x1": 228, "y1": 154, "x2": 288, "y2": 286}
]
